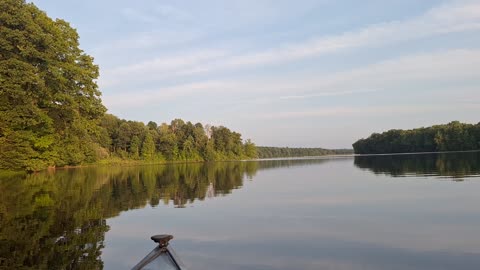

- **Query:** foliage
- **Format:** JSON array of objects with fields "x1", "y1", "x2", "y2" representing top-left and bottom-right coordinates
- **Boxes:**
[
  {"x1": 98, "y1": 115, "x2": 257, "y2": 163},
  {"x1": 353, "y1": 121, "x2": 480, "y2": 154},
  {"x1": 0, "y1": 0, "x2": 105, "y2": 171},
  {"x1": 0, "y1": 0, "x2": 257, "y2": 171}
]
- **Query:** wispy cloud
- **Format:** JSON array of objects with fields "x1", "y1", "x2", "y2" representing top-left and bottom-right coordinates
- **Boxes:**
[
  {"x1": 279, "y1": 90, "x2": 379, "y2": 100},
  {"x1": 104, "y1": 0, "x2": 480, "y2": 88},
  {"x1": 93, "y1": 30, "x2": 203, "y2": 53},
  {"x1": 103, "y1": 81, "x2": 231, "y2": 108},
  {"x1": 257, "y1": 104, "x2": 480, "y2": 120},
  {"x1": 120, "y1": 4, "x2": 191, "y2": 24},
  {"x1": 103, "y1": 49, "x2": 480, "y2": 109},
  {"x1": 120, "y1": 7, "x2": 158, "y2": 24},
  {"x1": 216, "y1": 0, "x2": 480, "y2": 69},
  {"x1": 152, "y1": 5, "x2": 191, "y2": 21},
  {"x1": 100, "y1": 50, "x2": 228, "y2": 87}
]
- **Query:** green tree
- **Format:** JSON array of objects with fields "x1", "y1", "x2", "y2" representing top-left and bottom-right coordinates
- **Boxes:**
[
  {"x1": 353, "y1": 121, "x2": 480, "y2": 154},
  {"x1": 141, "y1": 132, "x2": 155, "y2": 160},
  {"x1": 0, "y1": 0, "x2": 105, "y2": 171},
  {"x1": 182, "y1": 136, "x2": 196, "y2": 160},
  {"x1": 204, "y1": 140, "x2": 217, "y2": 161},
  {"x1": 158, "y1": 123, "x2": 177, "y2": 160},
  {"x1": 244, "y1": 139, "x2": 258, "y2": 158},
  {"x1": 0, "y1": 0, "x2": 259, "y2": 171},
  {"x1": 130, "y1": 136, "x2": 140, "y2": 159}
]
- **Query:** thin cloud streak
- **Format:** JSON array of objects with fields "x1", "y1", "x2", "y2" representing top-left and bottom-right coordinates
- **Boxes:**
[
  {"x1": 216, "y1": 0, "x2": 480, "y2": 70},
  {"x1": 120, "y1": 4, "x2": 191, "y2": 24},
  {"x1": 93, "y1": 29, "x2": 203, "y2": 53},
  {"x1": 103, "y1": 49, "x2": 480, "y2": 109},
  {"x1": 100, "y1": 50, "x2": 228, "y2": 87},
  {"x1": 279, "y1": 89, "x2": 379, "y2": 100},
  {"x1": 102, "y1": 1, "x2": 480, "y2": 88},
  {"x1": 256, "y1": 104, "x2": 480, "y2": 120},
  {"x1": 103, "y1": 81, "x2": 231, "y2": 108}
]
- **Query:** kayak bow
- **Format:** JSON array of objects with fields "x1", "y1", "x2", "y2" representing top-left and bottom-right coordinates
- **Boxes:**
[{"x1": 132, "y1": 234, "x2": 186, "y2": 270}]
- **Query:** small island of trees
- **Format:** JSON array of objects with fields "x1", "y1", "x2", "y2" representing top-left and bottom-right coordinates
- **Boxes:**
[{"x1": 353, "y1": 121, "x2": 480, "y2": 154}]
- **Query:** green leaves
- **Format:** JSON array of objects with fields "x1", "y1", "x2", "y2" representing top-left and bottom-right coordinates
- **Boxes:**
[
  {"x1": 0, "y1": 1, "x2": 257, "y2": 171},
  {"x1": 33, "y1": 134, "x2": 54, "y2": 149},
  {"x1": 353, "y1": 121, "x2": 480, "y2": 154},
  {"x1": 0, "y1": 0, "x2": 105, "y2": 171}
]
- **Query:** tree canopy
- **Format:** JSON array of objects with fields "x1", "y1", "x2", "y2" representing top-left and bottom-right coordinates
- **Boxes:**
[
  {"x1": 97, "y1": 115, "x2": 258, "y2": 163},
  {"x1": 353, "y1": 121, "x2": 480, "y2": 154},
  {"x1": 0, "y1": 0, "x2": 105, "y2": 171}
]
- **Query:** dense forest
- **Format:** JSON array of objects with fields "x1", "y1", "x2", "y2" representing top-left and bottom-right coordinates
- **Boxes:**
[
  {"x1": 97, "y1": 115, "x2": 257, "y2": 163},
  {"x1": 257, "y1": 146, "x2": 353, "y2": 158},
  {"x1": 353, "y1": 121, "x2": 480, "y2": 154},
  {"x1": 0, "y1": 0, "x2": 257, "y2": 172}
]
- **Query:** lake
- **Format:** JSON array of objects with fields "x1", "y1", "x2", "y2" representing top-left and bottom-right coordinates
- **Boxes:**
[{"x1": 1, "y1": 152, "x2": 480, "y2": 270}]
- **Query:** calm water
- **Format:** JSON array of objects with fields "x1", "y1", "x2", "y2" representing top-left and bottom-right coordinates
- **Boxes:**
[{"x1": 1, "y1": 152, "x2": 480, "y2": 270}]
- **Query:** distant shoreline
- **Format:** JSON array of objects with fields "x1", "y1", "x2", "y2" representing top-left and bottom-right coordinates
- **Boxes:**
[
  {"x1": 3, "y1": 150, "x2": 478, "y2": 175},
  {"x1": 352, "y1": 121, "x2": 480, "y2": 155},
  {"x1": 353, "y1": 149, "x2": 480, "y2": 157},
  {"x1": 0, "y1": 154, "x2": 353, "y2": 174}
]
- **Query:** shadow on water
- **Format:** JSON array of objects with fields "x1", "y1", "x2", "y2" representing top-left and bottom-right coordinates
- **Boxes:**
[
  {"x1": 354, "y1": 151, "x2": 480, "y2": 180},
  {"x1": 0, "y1": 158, "x2": 337, "y2": 269}
]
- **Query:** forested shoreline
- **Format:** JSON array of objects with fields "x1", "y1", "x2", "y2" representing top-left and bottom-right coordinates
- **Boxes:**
[
  {"x1": 1, "y1": 0, "x2": 347, "y2": 173},
  {"x1": 257, "y1": 147, "x2": 353, "y2": 158},
  {"x1": 97, "y1": 115, "x2": 257, "y2": 164},
  {"x1": 0, "y1": 0, "x2": 256, "y2": 172},
  {"x1": 353, "y1": 121, "x2": 480, "y2": 154}
]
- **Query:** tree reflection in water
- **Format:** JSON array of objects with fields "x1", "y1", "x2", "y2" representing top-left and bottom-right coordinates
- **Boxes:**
[
  {"x1": 0, "y1": 158, "x2": 333, "y2": 269},
  {"x1": 354, "y1": 151, "x2": 480, "y2": 180}
]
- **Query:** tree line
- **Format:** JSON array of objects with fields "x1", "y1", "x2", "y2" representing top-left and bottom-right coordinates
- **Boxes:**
[
  {"x1": 98, "y1": 115, "x2": 257, "y2": 163},
  {"x1": 353, "y1": 121, "x2": 480, "y2": 154},
  {"x1": 0, "y1": 0, "x2": 256, "y2": 172},
  {"x1": 257, "y1": 146, "x2": 353, "y2": 158}
]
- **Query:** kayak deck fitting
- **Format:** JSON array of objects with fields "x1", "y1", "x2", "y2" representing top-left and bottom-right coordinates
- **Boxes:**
[{"x1": 132, "y1": 235, "x2": 186, "y2": 270}]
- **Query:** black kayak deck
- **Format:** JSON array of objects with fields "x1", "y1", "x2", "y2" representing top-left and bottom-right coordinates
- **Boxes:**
[{"x1": 132, "y1": 235, "x2": 186, "y2": 270}]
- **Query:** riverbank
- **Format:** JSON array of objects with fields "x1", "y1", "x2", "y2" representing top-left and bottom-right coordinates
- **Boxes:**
[
  {"x1": 0, "y1": 155, "x2": 257, "y2": 174},
  {"x1": 0, "y1": 153, "x2": 356, "y2": 174}
]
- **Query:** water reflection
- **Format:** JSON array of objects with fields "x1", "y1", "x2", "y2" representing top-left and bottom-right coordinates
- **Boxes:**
[
  {"x1": 0, "y1": 158, "x2": 335, "y2": 269},
  {"x1": 2, "y1": 154, "x2": 479, "y2": 269},
  {"x1": 354, "y1": 151, "x2": 480, "y2": 180}
]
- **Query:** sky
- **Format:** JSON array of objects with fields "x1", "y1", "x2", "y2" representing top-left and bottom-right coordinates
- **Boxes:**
[{"x1": 31, "y1": 0, "x2": 480, "y2": 148}]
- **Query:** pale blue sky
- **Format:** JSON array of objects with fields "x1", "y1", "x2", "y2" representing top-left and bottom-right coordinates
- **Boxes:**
[{"x1": 32, "y1": 0, "x2": 480, "y2": 148}]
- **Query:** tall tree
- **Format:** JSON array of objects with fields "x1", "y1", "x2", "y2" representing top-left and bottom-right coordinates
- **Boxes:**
[
  {"x1": 141, "y1": 132, "x2": 155, "y2": 160},
  {"x1": 0, "y1": 0, "x2": 105, "y2": 171},
  {"x1": 130, "y1": 136, "x2": 140, "y2": 159},
  {"x1": 244, "y1": 139, "x2": 258, "y2": 158}
]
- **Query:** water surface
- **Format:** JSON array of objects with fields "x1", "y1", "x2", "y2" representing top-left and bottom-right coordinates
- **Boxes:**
[{"x1": 1, "y1": 152, "x2": 480, "y2": 269}]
